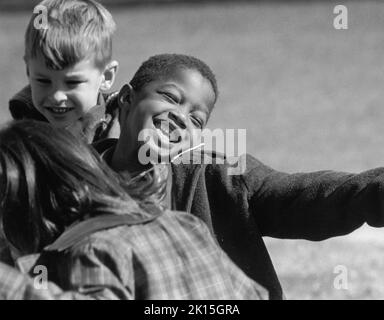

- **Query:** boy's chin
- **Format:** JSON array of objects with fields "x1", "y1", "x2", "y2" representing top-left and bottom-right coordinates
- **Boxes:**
[
  {"x1": 50, "y1": 119, "x2": 84, "y2": 135},
  {"x1": 137, "y1": 140, "x2": 185, "y2": 165},
  {"x1": 44, "y1": 115, "x2": 73, "y2": 128}
]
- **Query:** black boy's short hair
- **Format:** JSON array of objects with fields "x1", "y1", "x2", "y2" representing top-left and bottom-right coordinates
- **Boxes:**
[{"x1": 129, "y1": 53, "x2": 219, "y2": 103}]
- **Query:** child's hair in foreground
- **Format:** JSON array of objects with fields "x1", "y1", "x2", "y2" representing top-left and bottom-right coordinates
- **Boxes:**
[
  {"x1": 130, "y1": 53, "x2": 219, "y2": 103},
  {"x1": 0, "y1": 120, "x2": 162, "y2": 255},
  {"x1": 24, "y1": 0, "x2": 116, "y2": 70}
]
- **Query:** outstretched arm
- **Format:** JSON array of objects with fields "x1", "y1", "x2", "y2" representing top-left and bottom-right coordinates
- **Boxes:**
[{"x1": 242, "y1": 154, "x2": 384, "y2": 240}]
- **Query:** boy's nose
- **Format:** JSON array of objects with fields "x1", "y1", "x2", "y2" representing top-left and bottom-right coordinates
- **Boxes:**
[
  {"x1": 50, "y1": 89, "x2": 67, "y2": 104},
  {"x1": 168, "y1": 111, "x2": 187, "y2": 129},
  {"x1": 49, "y1": 84, "x2": 67, "y2": 104}
]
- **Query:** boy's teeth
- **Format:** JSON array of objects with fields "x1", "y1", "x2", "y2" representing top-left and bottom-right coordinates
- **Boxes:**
[
  {"x1": 158, "y1": 126, "x2": 181, "y2": 143},
  {"x1": 153, "y1": 119, "x2": 182, "y2": 143},
  {"x1": 160, "y1": 126, "x2": 170, "y2": 136},
  {"x1": 48, "y1": 107, "x2": 72, "y2": 114}
]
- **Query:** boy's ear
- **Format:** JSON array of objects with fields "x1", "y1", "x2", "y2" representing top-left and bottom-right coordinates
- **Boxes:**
[
  {"x1": 117, "y1": 84, "x2": 134, "y2": 125},
  {"x1": 118, "y1": 84, "x2": 134, "y2": 108},
  {"x1": 24, "y1": 56, "x2": 29, "y2": 77},
  {"x1": 100, "y1": 60, "x2": 119, "y2": 92}
]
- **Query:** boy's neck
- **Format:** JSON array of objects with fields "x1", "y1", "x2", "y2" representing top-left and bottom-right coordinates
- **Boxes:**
[{"x1": 110, "y1": 137, "x2": 152, "y2": 176}]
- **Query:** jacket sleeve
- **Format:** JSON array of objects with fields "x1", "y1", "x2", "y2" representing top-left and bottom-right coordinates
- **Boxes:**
[
  {"x1": 50, "y1": 237, "x2": 135, "y2": 300},
  {"x1": 0, "y1": 237, "x2": 136, "y2": 300},
  {"x1": 0, "y1": 234, "x2": 136, "y2": 300},
  {"x1": 0, "y1": 261, "x2": 95, "y2": 300},
  {"x1": 241, "y1": 154, "x2": 384, "y2": 240}
]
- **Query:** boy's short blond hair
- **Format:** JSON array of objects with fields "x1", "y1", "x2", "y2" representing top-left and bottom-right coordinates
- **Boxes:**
[{"x1": 24, "y1": 0, "x2": 116, "y2": 70}]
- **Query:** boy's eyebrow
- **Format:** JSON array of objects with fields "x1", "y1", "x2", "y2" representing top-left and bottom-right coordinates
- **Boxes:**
[
  {"x1": 32, "y1": 72, "x2": 49, "y2": 78},
  {"x1": 65, "y1": 76, "x2": 87, "y2": 80},
  {"x1": 157, "y1": 83, "x2": 183, "y2": 92},
  {"x1": 64, "y1": 72, "x2": 88, "y2": 78},
  {"x1": 191, "y1": 103, "x2": 210, "y2": 115}
]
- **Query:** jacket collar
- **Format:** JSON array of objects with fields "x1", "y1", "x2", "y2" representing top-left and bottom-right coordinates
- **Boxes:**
[{"x1": 45, "y1": 211, "x2": 161, "y2": 253}]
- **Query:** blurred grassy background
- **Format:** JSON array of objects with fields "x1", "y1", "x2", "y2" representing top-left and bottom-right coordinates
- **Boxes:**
[{"x1": 1, "y1": 0, "x2": 384, "y2": 299}]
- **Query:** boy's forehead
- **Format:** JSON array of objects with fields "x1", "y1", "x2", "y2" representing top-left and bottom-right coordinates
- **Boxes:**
[
  {"x1": 28, "y1": 53, "x2": 101, "y2": 74},
  {"x1": 150, "y1": 68, "x2": 215, "y2": 105},
  {"x1": 158, "y1": 68, "x2": 206, "y2": 85}
]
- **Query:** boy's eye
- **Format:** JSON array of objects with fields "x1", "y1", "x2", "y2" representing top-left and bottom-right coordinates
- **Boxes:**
[
  {"x1": 159, "y1": 91, "x2": 179, "y2": 103},
  {"x1": 66, "y1": 80, "x2": 85, "y2": 86},
  {"x1": 36, "y1": 78, "x2": 51, "y2": 85},
  {"x1": 190, "y1": 116, "x2": 204, "y2": 128}
]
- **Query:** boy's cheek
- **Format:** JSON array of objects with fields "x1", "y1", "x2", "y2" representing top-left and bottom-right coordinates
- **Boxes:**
[
  {"x1": 137, "y1": 99, "x2": 173, "y2": 117},
  {"x1": 30, "y1": 86, "x2": 41, "y2": 106},
  {"x1": 190, "y1": 127, "x2": 202, "y2": 144}
]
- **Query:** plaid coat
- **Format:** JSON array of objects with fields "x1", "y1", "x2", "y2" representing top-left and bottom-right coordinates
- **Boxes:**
[{"x1": 0, "y1": 210, "x2": 267, "y2": 300}]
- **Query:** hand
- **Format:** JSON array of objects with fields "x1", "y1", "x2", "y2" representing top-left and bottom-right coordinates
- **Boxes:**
[{"x1": 64, "y1": 105, "x2": 107, "y2": 143}]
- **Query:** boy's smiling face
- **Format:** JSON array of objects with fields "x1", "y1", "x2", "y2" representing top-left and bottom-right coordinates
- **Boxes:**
[
  {"x1": 27, "y1": 54, "x2": 113, "y2": 129},
  {"x1": 119, "y1": 67, "x2": 216, "y2": 163}
]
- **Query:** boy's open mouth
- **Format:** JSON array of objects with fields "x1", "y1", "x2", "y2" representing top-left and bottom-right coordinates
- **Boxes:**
[
  {"x1": 152, "y1": 118, "x2": 182, "y2": 144},
  {"x1": 45, "y1": 107, "x2": 75, "y2": 115}
]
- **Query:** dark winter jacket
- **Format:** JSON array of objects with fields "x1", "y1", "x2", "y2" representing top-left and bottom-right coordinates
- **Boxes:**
[{"x1": 94, "y1": 139, "x2": 384, "y2": 299}]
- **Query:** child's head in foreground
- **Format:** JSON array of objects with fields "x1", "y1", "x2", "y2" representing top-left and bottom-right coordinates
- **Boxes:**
[
  {"x1": 24, "y1": 0, "x2": 118, "y2": 129},
  {"x1": 0, "y1": 120, "x2": 160, "y2": 258},
  {"x1": 117, "y1": 53, "x2": 218, "y2": 162}
]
